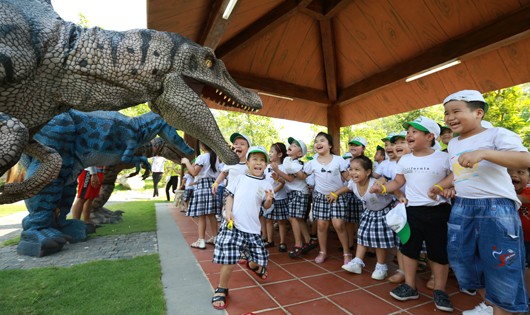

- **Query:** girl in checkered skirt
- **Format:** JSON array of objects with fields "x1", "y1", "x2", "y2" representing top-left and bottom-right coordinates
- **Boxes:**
[
  {"x1": 331, "y1": 156, "x2": 399, "y2": 280},
  {"x1": 181, "y1": 142, "x2": 221, "y2": 250},
  {"x1": 303, "y1": 132, "x2": 351, "y2": 266},
  {"x1": 263, "y1": 142, "x2": 289, "y2": 252}
]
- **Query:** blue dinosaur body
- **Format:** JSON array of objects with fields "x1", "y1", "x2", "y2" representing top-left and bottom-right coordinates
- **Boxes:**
[{"x1": 18, "y1": 109, "x2": 193, "y2": 257}]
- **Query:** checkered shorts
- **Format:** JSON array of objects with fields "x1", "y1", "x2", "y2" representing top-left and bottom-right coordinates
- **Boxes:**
[
  {"x1": 186, "y1": 178, "x2": 220, "y2": 217},
  {"x1": 357, "y1": 204, "x2": 397, "y2": 249},
  {"x1": 213, "y1": 223, "x2": 269, "y2": 266},
  {"x1": 183, "y1": 188, "x2": 194, "y2": 201},
  {"x1": 287, "y1": 191, "x2": 309, "y2": 219},
  {"x1": 343, "y1": 192, "x2": 364, "y2": 223},
  {"x1": 264, "y1": 198, "x2": 289, "y2": 220},
  {"x1": 311, "y1": 191, "x2": 347, "y2": 220}
]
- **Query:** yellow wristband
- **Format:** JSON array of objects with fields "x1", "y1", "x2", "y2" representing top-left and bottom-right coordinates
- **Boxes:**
[
  {"x1": 330, "y1": 192, "x2": 338, "y2": 198},
  {"x1": 381, "y1": 184, "x2": 387, "y2": 194},
  {"x1": 212, "y1": 182, "x2": 218, "y2": 187},
  {"x1": 434, "y1": 184, "x2": 444, "y2": 192}
]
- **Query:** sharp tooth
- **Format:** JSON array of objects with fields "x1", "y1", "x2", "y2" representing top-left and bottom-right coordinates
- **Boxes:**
[
  {"x1": 227, "y1": 98, "x2": 231, "y2": 102},
  {"x1": 215, "y1": 89, "x2": 219, "y2": 94},
  {"x1": 223, "y1": 95, "x2": 227, "y2": 100},
  {"x1": 219, "y1": 91, "x2": 223, "y2": 95},
  {"x1": 232, "y1": 100, "x2": 235, "y2": 105}
]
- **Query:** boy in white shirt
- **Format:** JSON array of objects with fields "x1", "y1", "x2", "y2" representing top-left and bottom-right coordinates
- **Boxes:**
[
  {"x1": 433, "y1": 90, "x2": 530, "y2": 315},
  {"x1": 211, "y1": 146, "x2": 274, "y2": 310}
]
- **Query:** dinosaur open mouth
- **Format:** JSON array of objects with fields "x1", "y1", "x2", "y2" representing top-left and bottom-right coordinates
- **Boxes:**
[{"x1": 201, "y1": 85, "x2": 259, "y2": 112}]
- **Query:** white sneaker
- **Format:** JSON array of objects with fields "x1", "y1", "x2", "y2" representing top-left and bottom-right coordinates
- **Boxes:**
[
  {"x1": 371, "y1": 268, "x2": 388, "y2": 280},
  {"x1": 462, "y1": 302, "x2": 493, "y2": 315},
  {"x1": 342, "y1": 260, "x2": 363, "y2": 274}
]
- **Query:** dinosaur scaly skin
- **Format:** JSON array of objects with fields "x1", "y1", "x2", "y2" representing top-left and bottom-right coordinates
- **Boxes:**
[
  {"x1": 0, "y1": 0, "x2": 262, "y2": 204},
  {"x1": 90, "y1": 138, "x2": 185, "y2": 224},
  {"x1": 18, "y1": 110, "x2": 193, "y2": 257}
]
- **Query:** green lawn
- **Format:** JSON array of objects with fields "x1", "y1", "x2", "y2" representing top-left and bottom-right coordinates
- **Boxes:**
[{"x1": 0, "y1": 202, "x2": 27, "y2": 218}]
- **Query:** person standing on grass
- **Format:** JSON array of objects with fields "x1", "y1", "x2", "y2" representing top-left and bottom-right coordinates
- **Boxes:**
[
  {"x1": 151, "y1": 155, "x2": 166, "y2": 197},
  {"x1": 72, "y1": 166, "x2": 104, "y2": 225},
  {"x1": 211, "y1": 146, "x2": 274, "y2": 310},
  {"x1": 181, "y1": 142, "x2": 220, "y2": 250}
]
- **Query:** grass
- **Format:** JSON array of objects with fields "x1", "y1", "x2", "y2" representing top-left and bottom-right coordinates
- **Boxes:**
[
  {"x1": 0, "y1": 254, "x2": 165, "y2": 315},
  {"x1": 0, "y1": 197, "x2": 166, "y2": 314},
  {"x1": 0, "y1": 202, "x2": 27, "y2": 218}
]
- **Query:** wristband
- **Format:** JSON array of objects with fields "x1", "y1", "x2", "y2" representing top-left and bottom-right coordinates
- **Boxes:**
[
  {"x1": 212, "y1": 182, "x2": 218, "y2": 187},
  {"x1": 330, "y1": 192, "x2": 338, "y2": 198},
  {"x1": 434, "y1": 184, "x2": 444, "y2": 192},
  {"x1": 381, "y1": 184, "x2": 387, "y2": 194}
]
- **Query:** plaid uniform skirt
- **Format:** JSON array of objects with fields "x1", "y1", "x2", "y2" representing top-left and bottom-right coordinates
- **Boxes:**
[
  {"x1": 213, "y1": 223, "x2": 269, "y2": 266},
  {"x1": 287, "y1": 191, "x2": 309, "y2": 219},
  {"x1": 186, "y1": 178, "x2": 220, "y2": 217},
  {"x1": 183, "y1": 188, "x2": 194, "y2": 201},
  {"x1": 264, "y1": 198, "x2": 289, "y2": 220},
  {"x1": 311, "y1": 191, "x2": 347, "y2": 221},
  {"x1": 344, "y1": 192, "x2": 364, "y2": 223},
  {"x1": 357, "y1": 204, "x2": 397, "y2": 249}
]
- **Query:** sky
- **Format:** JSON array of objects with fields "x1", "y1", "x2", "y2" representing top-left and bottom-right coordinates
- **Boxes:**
[{"x1": 50, "y1": 0, "x2": 314, "y2": 143}]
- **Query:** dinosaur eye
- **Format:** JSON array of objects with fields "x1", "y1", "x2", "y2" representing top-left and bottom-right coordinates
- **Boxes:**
[{"x1": 205, "y1": 59, "x2": 213, "y2": 68}]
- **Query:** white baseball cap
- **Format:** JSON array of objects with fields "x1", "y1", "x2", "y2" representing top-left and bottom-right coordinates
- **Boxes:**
[
  {"x1": 287, "y1": 137, "x2": 307, "y2": 157},
  {"x1": 385, "y1": 203, "x2": 410, "y2": 244},
  {"x1": 246, "y1": 145, "x2": 269, "y2": 162},
  {"x1": 342, "y1": 152, "x2": 352, "y2": 159},
  {"x1": 390, "y1": 131, "x2": 407, "y2": 143},
  {"x1": 230, "y1": 132, "x2": 251, "y2": 146},
  {"x1": 348, "y1": 136, "x2": 367, "y2": 147},
  {"x1": 443, "y1": 90, "x2": 489, "y2": 112},
  {"x1": 403, "y1": 116, "x2": 441, "y2": 140}
]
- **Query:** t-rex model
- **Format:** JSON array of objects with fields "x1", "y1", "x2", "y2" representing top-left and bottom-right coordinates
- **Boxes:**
[
  {"x1": 90, "y1": 137, "x2": 185, "y2": 225},
  {"x1": 18, "y1": 109, "x2": 194, "y2": 257},
  {"x1": 0, "y1": 0, "x2": 262, "y2": 204}
]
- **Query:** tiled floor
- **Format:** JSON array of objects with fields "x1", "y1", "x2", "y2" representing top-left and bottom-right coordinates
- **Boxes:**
[{"x1": 170, "y1": 207, "x2": 483, "y2": 314}]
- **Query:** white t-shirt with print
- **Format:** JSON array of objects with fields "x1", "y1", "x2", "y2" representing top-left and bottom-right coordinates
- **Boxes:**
[
  {"x1": 265, "y1": 164, "x2": 287, "y2": 200},
  {"x1": 227, "y1": 174, "x2": 274, "y2": 234},
  {"x1": 304, "y1": 155, "x2": 347, "y2": 195},
  {"x1": 282, "y1": 157, "x2": 308, "y2": 194},
  {"x1": 396, "y1": 150, "x2": 451, "y2": 207},
  {"x1": 348, "y1": 177, "x2": 394, "y2": 211},
  {"x1": 448, "y1": 127, "x2": 527, "y2": 208},
  {"x1": 375, "y1": 159, "x2": 397, "y2": 180},
  {"x1": 194, "y1": 153, "x2": 220, "y2": 180}
]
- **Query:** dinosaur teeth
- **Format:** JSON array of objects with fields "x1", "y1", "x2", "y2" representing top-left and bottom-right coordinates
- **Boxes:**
[{"x1": 215, "y1": 89, "x2": 219, "y2": 94}]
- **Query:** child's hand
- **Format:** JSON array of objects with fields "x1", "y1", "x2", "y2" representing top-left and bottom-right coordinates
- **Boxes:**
[
  {"x1": 211, "y1": 183, "x2": 218, "y2": 195},
  {"x1": 397, "y1": 197, "x2": 408, "y2": 205},
  {"x1": 270, "y1": 162, "x2": 279, "y2": 171},
  {"x1": 271, "y1": 172, "x2": 279, "y2": 181},
  {"x1": 458, "y1": 150, "x2": 484, "y2": 168},
  {"x1": 265, "y1": 189, "x2": 274, "y2": 201},
  {"x1": 442, "y1": 187, "x2": 455, "y2": 199},
  {"x1": 181, "y1": 157, "x2": 190, "y2": 164},
  {"x1": 327, "y1": 192, "x2": 338, "y2": 203},
  {"x1": 369, "y1": 181, "x2": 383, "y2": 194},
  {"x1": 428, "y1": 185, "x2": 443, "y2": 200}
]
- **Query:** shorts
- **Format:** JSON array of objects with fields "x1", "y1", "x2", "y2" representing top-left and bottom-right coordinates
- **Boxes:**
[
  {"x1": 287, "y1": 191, "x2": 309, "y2": 219},
  {"x1": 311, "y1": 191, "x2": 346, "y2": 220},
  {"x1": 264, "y1": 198, "x2": 289, "y2": 221},
  {"x1": 76, "y1": 170, "x2": 104, "y2": 199},
  {"x1": 183, "y1": 188, "x2": 194, "y2": 201},
  {"x1": 213, "y1": 222, "x2": 269, "y2": 266},
  {"x1": 448, "y1": 197, "x2": 528, "y2": 313},
  {"x1": 400, "y1": 203, "x2": 451, "y2": 264}
]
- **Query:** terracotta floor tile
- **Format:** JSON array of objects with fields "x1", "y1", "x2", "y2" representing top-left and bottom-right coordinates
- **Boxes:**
[
  {"x1": 252, "y1": 308, "x2": 289, "y2": 315},
  {"x1": 263, "y1": 279, "x2": 321, "y2": 305},
  {"x1": 225, "y1": 286, "x2": 278, "y2": 315},
  {"x1": 336, "y1": 269, "x2": 385, "y2": 287},
  {"x1": 302, "y1": 273, "x2": 358, "y2": 296},
  {"x1": 449, "y1": 291, "x2": 483, "y2": 313},
  {"x1": 330, "y1": 290, "x2": 401, "y2": 314},
  {"x1": 269, "y1": 252, "x2": 304, "y2": 265},
  {"x1": 207, "y1": 268, "x2": 258, "y2": 290},
  {"x1": 284, "y1": 298, "x2": 350, "y2": 315},
  {"x1": 261, "y1": 263, "x2": 297, "y2": 283},
  {"x1": 280, "y1": 261, "x2": 328, "y2": 278}
]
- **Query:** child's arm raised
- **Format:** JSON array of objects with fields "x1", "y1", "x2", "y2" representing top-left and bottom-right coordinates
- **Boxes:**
[
  {"x1": 263, "y1": 190, "x2": 274, "y2": 209},
  {"x1": 270, "y1": 162, "x2": 295, "y2": 182},
  {"x1": 181, "y1": 157, "x2": 202, "y2": 177}
]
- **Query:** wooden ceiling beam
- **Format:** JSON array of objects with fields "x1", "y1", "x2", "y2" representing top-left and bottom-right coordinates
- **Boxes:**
[
  {"x1": 319, "y1": 19, "x2": 337, "y2": 102},
  {"x1": 324, "y1": 0, "x2": 353, "y2": 18},
  {"x1": 216, "y1": 0, "x2": 311, "y2": 58},
  {"x1": 199, "y1": 0, "x2": 234, "y2": 49},
  {"x1": 230, "y1": 72, "x2": 329, "y2": 104},
  {"x1": 336, "y1": 5, "x2": 530, "y2": 106}
]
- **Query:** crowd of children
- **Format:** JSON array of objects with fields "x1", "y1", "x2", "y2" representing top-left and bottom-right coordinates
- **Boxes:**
[{"x1": 180, "y1": 90, "x2": 530, "y2": 314}]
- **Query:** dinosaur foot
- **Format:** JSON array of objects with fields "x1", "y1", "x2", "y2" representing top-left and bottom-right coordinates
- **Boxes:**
[
  {"x1": 58, "y1": 219, "x2": 88, "y2": 243},
  {"x1": 91, "y1": 207, "x2": 124, "y2": 224},
  {"x1": 17, "y1": 229, "x2": 66, "y2": 257}
]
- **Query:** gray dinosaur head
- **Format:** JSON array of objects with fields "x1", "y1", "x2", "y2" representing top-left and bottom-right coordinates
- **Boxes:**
[{"x1": 151, "y1": 41, "x2": 262, "y2": 165}]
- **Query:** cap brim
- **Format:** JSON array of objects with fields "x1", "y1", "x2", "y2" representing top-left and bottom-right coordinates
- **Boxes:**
[
  {"x1": 403, "y1": 122, "x2": 429, "y2": 133},
  {"x1": 389, "y1": 136, "x2": 405, "y2": 143},
  {"x1": 396, "y1": 222, "x2": 411, "y2": 244},
  {"x1": 247, "y1": 150, "x2": 269, "y2": 163},
  {"x1": 348, "y1": 140, "x2": 364, "y2": 146}
]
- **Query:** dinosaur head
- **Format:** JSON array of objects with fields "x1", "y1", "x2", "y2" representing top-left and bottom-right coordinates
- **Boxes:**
[
  {"x1": 150, "y1": 137, "x2": 192, "y2": 163},
  {"x1": 151, "y1": 40, "x2": 262, "y2": 165}
]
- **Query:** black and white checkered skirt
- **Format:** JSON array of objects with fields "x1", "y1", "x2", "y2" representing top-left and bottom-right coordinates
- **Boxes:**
[
  {"x1": 287, "y1": 191, "x2": 309, "y2": 219},
  {"x1": 186, "y1": 178, "x2": 220, "y2": 217},
  {"x1": 213, "y1": 223, "x2": 269, "y2": 266},
  {"x1": 344, "y1": 192, "x2": 364, "y2": 223},
  {"x1": 311, "y1": 191, "x2": 347, "y2": 220},
  {"x1": 183, "y1": 188, "x2": 194, "y2": 201},
  {"x1": 357, "y1": 204, "x2": 397, "y2": 249},
  {"x1": 264, "y1": 198, "x2": 289, "y2": 220}
]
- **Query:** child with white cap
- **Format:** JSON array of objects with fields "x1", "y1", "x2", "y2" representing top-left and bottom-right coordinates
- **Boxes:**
[
  {"x1": 211, "y1": 146, "x2": 274, "y2": 310},
  {"x1": 370, "y1": 116, "x2": 454, "y2": 312},
  {"x1": 431, "y1": 90, "x2": 530, "y2": 315},
  {"x1": 271, "y1": 137, "x2": 317, "y2": 258}
]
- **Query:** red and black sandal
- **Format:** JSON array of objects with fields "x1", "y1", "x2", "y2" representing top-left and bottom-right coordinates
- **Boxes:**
[
  {"x1": 211, "y1": 287, "x2": 229, "y2": 310},
  {"x1": 246, "y1": 261, "x2": 268, "y2": 280}
]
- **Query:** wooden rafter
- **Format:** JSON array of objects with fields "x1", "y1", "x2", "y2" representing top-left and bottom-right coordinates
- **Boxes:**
[
  {"x1": 319, "y1": 19, "x2": 337, "y2": 102},
  {"x1": 199, "y1": 0, "x2": 233, "y2": 49},
  {"x1": 335, "y1": 4, "x2": 530, "y2": 106}
]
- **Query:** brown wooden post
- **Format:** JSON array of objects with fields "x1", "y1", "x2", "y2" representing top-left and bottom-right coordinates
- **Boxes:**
[{"x1": 327, "y1": 105, "x2": 340, "y2": 155}]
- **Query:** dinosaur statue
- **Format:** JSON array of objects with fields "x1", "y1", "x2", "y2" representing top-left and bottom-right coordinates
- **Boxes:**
[
  {"x1": 0, "y1": 0, "x2": 262, "y2": 204},
  {"x1": 18, "y1": 109, "x2": 194, "y2": 257},
  {"x1": 90, "y1": 137, "x2": 185, "y2": 225}
]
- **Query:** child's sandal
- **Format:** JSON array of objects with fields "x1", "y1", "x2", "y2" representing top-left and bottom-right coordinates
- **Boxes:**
[
  {"x1": 246, "y1": 261, "x2": 268, "y2": 279},
  {"x1": 289, "y1": 246, "x2": 303, "y2": 258},
  {"x1": 278, "y1": 243, "x2": 287, "y2": 252},
  {"x1": 211, "y1": 287, "x2": 229, "y2": 310}
]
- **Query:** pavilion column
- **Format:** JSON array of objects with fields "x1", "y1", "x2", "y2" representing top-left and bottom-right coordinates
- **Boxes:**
[{"x1": 327, "y1": 105, "x2": 340, "y2": 155}]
